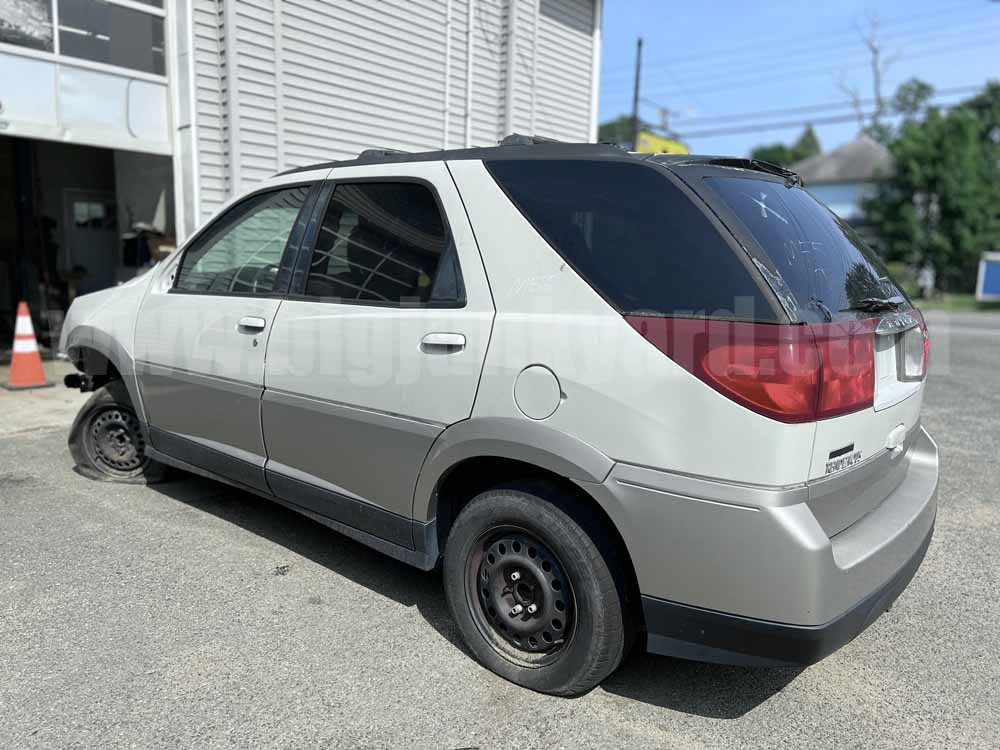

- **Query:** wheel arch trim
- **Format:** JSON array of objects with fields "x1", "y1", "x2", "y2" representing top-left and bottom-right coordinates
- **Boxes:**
[
  {"x1": 412, "y1": 417, "x2": 616, "y2": 523},
  {"x1": 65, "y1": 325, "x2": 146, "y2": 424}
]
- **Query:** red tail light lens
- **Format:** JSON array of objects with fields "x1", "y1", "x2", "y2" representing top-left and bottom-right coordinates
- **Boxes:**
[
  {"x1": 811, "y1": 319, "x2": 877, "y2": 419},
  {"x1": 625, "y1": 316, "x2": 877, "y2": 423}
]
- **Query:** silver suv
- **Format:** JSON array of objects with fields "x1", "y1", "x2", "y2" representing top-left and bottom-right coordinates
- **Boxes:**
[{"x1": 61, "y1": 139, "x2": 938, "y2": 696}]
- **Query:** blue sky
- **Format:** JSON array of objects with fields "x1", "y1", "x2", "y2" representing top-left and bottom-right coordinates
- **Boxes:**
[{"x1": 597, "y1": 0, "x2": 1000, "y2": 157}]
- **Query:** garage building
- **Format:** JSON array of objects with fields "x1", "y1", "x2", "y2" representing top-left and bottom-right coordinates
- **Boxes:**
[{"x1": 0, "y1": 0, "x2": 602, "y2": 349}]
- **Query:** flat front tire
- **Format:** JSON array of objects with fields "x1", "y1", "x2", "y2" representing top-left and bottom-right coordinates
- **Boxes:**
[
  {"x1": 68, "y1": 380, "x2": 166, "y2": 484},
  {"x1": 443, "y1": 482, "x2": 630, "y2": 696}
]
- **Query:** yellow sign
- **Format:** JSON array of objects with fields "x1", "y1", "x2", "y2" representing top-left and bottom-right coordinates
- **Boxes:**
[{"x1": 635, "y1": 131, "x2": 689, "y2": 154}]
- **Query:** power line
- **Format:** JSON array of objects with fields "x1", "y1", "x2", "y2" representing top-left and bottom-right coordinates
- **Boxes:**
[
  {"x1": 601, "y1": 1, "x2": 975, "y2": 76},
  {"x1": 638, "y1": 34, "x2": 1000, "y2": 100},
  {"x1": 673, "y1": 95, "x2": 972, "y2": 139},
  {"x1": 634, "y1": 22, "x2": 1000, "y2": 99},
  {"x1": 628, "y1": 15, "x2": 1000, "y2": 95},
  {"x1": 643, "y1": 84, "x2": 982, "y2": 127}
]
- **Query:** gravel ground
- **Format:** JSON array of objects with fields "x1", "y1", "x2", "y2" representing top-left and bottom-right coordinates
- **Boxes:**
[{"x1": 1, "y1": 313, "x2": 998, "y2": 749}]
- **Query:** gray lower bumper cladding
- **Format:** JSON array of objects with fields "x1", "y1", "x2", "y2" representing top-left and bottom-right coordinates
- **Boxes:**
[{"x1": 641, "y1": 522, "x2": 933, "y2": 667}]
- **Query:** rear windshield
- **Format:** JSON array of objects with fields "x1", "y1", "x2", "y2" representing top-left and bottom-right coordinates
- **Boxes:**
[
  {"x1": 704, "y1": 176, "x2": 907, "y2": 323},
  {"x1": 486, "y1": 160, "x2": 777, "y2": 321}
]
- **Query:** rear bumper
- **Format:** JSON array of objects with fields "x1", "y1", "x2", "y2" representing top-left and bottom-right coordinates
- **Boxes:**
[
  {"x1": 641, "y1": 519, "x2": 933, "y2": 666},
  {"x1": 580, "y1": 426, "x2": 938, "y2": 664}
]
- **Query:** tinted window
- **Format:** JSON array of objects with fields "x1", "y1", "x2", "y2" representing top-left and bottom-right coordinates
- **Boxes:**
[
  {"x1": 175, "y1": 186, "x2": 309, "y2": 294},
  {"x1": 304, "y1": 182, "x2": 462, "y2": 305},
  {"x1": 0, "y1": 0, "x2": 54, "y2": 51},
  {"x1": 705, "y1": 177, "x2": 907, "y2": 323},
  {"x1": 59, "y1": 0, "x2": 165, "y2": 75},
  {"x1": 487, "y1": 160, "x2": 776, "y2": 320}
]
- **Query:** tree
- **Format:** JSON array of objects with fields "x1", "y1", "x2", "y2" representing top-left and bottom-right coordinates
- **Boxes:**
[
  {"x1": 750, "y1": 124, "x2": 822, "y2": 167},
  {"x1": 864, "y1": 82, "x2": 1000, "y2": 292},
  {"x1": 598, "y1": 115, "x2": 650, "y2": 147},
  {"x1": 892, "y1": 78, "x2": 935, "y2": 119},
  {"x1": 794, "y1": 124, "x2": 821, "y2": 161},
  {"x1": 837, "y1": 12, "x2": 899, "y2": 143}
]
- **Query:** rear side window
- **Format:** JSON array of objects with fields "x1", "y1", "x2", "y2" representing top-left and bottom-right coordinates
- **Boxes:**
[
  {"x1": 304, "y1": 182, "x2": 463, "y2": 305},
  {"x1": 175, "y1": 186, "x2": 309, "y2": 294},
  {"x1": 486, "y1": 159, "x2": 776, "y2": 321},
  {"x1": 704, "y1": 177, "x2": 907, "y2": 323}
]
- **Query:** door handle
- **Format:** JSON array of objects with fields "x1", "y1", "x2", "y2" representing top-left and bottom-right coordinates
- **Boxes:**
[
  {"x1": 421, "y1": 332, "x2": 466, "y2": 353},
  {"x1": 237, "y1": 316, "x2": 267, "y2": 334}
]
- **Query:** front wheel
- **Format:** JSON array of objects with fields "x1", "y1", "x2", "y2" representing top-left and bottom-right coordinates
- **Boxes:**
[
  {"x1": 443, "y1": 482, "x2": 630, "y2": 696},
  {"x1": 68, "y1": 380, "x2": 167, "y2": 484}
]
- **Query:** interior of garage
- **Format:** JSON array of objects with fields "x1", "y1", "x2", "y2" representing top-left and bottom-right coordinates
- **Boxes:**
[{"x1": 0, "y1": 136, "x2": 175, "y2": 355}]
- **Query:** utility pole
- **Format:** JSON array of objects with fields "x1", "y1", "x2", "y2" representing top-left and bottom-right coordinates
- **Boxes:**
[{"x1": 630, "y1": 36, "x2": 643, "y2": 150}]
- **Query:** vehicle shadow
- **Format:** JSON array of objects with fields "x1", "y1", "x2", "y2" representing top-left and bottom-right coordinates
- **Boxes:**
[
  {"x1": 600, "y1": 649, "x2": 803, "y2": 718},
  {"x1": 152, "y1": 474, "x2": 801, "y2": 718},
  {"x1": 151, "y1": 474, "x2": 462, "y2": 641}
]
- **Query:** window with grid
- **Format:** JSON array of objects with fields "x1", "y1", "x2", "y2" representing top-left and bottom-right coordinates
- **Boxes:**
[{"x1": 304, "y1": 182, "x2": 462, "y2": 305}]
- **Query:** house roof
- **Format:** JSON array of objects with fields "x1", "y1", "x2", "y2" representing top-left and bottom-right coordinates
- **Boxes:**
[{"x1": 791, "y1": 134, "x2": 894, "y2": 185}]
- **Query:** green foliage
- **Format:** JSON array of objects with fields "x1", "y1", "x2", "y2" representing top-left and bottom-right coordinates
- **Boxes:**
[
  {"x1": 892, "y1": 78, "x2": 935, "y2": 119},
  {"x1": 864, "y1": 81, "x2": 1000, "y2": 293},
  {"x1": 884, "y1": 261, "x2": 920, "y2": 299},
  {"x1": 597, "y1": 115, "x2": 649, "y2": 147},
  {"x1": 749, "y1": 125, "x2": 822, "y2": 167}
]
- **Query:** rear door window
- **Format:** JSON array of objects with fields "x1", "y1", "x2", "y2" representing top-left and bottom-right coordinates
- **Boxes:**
[
  {"x1": 704, "y1": 176, "x2": 907, "y2": 323},
  {"x1": 486, "y1": 159, "x2": 777, "y2": 321},
  {"x1": 303, "y1": 182, "x2": 464, "y2": 305}
]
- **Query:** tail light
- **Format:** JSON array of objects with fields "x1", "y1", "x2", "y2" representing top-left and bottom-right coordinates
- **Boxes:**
[
  {"x1": 812, "y1": 319, "x2": 877, "y2": 419},
  {"x1": 899, "y1": 309, "x2": 930, "y2": 381},
  {"x1": 625, "y1": 316, "x2": 878, "y2": 423}
]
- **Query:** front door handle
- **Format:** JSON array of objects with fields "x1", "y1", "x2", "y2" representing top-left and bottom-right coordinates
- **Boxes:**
[
  {"x1": 237, "y1": 316, "x2": 267, "y2": 334},
  {"x1": 421, "y1": 332, "x2": 466, "y2": 353}
]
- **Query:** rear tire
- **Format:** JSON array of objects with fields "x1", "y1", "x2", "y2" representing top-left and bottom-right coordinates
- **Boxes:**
[
  {"x1": 68, "y1": 380, "x2": 167, "y2": 484},
  {"x1": 443, "y1": 481, "x2": 630, "y2": 696}
]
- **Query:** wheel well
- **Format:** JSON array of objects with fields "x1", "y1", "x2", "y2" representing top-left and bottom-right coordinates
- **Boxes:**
[
  {"x1": 433, "y1": 456, "x2": 642, "y2": 626},
  {"x1": 72, "y1": 347, "x2": 122, "y2": 382}
]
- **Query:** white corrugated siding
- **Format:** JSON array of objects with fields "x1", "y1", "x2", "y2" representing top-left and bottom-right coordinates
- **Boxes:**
[
  {"x1": 188, "y1": 0, "x2": 596, "y2": 223},
  {"x1": 533, "y1": 0, "x2": 594, "y2": 140},
  {"x1": 280, "y1": 0, "x2": 450, "y2": 167},
  {"x1": 232, "y1": 0, "x2": 280, "y2": 187},
  {"x1": 192, "y1": 0, "x2": 226, "y2": 222}
]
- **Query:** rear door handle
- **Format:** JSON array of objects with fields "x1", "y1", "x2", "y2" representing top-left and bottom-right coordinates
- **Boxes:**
[
  {"x1": 421, "y1": 332, "x2": 466, "y2": 353},
  {"x1": 237, "y1": 316, "x2": 267, "y2": 333}
]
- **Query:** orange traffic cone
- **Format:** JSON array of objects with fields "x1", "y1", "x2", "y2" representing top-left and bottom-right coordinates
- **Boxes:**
[{"x1": 3, "y1": 302, "x2": 53, "y2": 390}]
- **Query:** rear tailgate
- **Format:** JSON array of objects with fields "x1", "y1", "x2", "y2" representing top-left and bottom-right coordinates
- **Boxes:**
[
  {"x1": 807, "y1": 313, "x2": 928, "y2": 536},
  {"x1": 688, "y1": 172, "x2": 930, "y2": 537}
]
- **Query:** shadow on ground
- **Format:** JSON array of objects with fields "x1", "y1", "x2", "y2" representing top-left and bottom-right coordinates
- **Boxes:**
[{"x1": 152, "y1": 473, "x2": 800, "y2": 718}]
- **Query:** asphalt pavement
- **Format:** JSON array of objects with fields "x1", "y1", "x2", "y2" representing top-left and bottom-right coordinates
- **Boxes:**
[{"x1": 1, "y1": 313, "x2": 998, "y2": 749}]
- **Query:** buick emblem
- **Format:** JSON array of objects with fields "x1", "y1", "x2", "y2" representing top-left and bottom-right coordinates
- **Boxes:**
[{"x1": 876, "y1": 311, "x2": 918, "y2": 335}]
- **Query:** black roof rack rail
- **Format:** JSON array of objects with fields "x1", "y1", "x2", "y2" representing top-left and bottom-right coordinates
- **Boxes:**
[
  {"x1": 498, "y1": 133, "x2": 562, "y2": 146},
  {"x1": 273, "y1": 139, "x2": 640, "y2": 178},
  {"x1": 357, "y1": 147, "x2": 410, "y2": 159}
]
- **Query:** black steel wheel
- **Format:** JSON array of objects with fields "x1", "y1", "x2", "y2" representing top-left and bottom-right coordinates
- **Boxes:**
[
  {"x1": 84, "y1": 405, "x2": 148, "y2": 476},
  {"x1": 68, "y1": 380, "x2": 167, "y2": 484},
  {"x1": 467, "y1": 527, "x2": 576, "y2": 667},
  {"x1": 443, "y1": 481, "x2": 631, "y2": 696}
]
